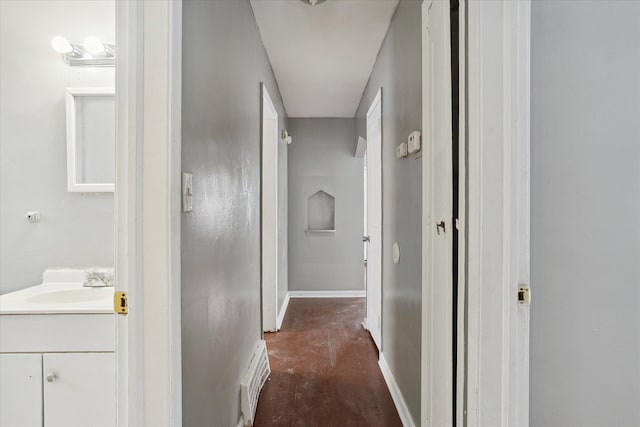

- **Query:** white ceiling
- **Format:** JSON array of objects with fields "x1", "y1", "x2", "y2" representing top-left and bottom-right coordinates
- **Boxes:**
[{"x1": 250, "y1": 0, "x2": 399, "y2": 118}]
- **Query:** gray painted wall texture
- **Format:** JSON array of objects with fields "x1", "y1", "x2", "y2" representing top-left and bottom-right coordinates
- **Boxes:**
[
  {"x1": 531, "y1": 2, "x2": 640, "y2": 426},
  {"x1": 288, "y1": 119, "x2": 364, "y2": 292},
  {"x1": 181, "y1": 1, "x2": 287, "y2": 425},
  {"x1": 0, "y1": 0, "x2": 115, "y2": 295},
  {"x1": 355, "y1": 0, "x2": 422, "y2": 423},
  {"x1": 278, "y1": 125, "x2": 289, "y2": 312}
]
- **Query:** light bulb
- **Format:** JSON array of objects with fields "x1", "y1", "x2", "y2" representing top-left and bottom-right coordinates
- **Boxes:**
[
  {"x1": 51, "y1": 36, "x2": 73, "y2": 54},
  {"x1": 84, "y1": 36, "x2": 105, "y2": 55}
]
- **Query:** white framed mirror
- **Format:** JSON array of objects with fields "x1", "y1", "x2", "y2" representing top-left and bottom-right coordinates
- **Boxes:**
[{"x1": 65, "y1": 87, "x2": 115, "y2": 192}]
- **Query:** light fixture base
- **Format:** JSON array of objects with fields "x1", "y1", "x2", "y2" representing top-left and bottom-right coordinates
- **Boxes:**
[
  {"x1": 299, "y1": 0, "x2": 328, "y2": 6},
  {"x1": 60, "y1": 43, "x2": 116, "y2": 67}
]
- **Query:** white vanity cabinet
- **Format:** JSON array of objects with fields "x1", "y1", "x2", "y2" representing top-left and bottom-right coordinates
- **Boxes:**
[
  {"x1": 0, "y1": 313, "x2": 116, "y2": 427},
  {"x1": 0, "y1": 352, "x2": 115, "y2": 427},
  {"x1": 43, "y1": 352, "x2": 115, "y2": 427},
  {"x1": 0, "y1": 353, "x2": 43, "y2": 427}
]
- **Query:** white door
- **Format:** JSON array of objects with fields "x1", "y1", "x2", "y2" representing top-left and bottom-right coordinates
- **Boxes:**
[
  {"x1": 365, "y1": 89, "x2": 382, "y2": 350},
  {"x1": 421, "y1": 0, "x2": 454, "y2": 425},
  {"x1": 0, "y1": 354, "x2": 42, "y2": 427},
  {"x1": 43, "y1": 352, "x2": 116, "y2": 427},
  {"x1": 261, "y1": 84, "x2": 279, "y2": 332}
]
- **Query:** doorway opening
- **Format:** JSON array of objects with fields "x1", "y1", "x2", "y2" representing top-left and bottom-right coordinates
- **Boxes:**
[{"x1": 451, "y1": 0, "x2": 460, "y2": 422}]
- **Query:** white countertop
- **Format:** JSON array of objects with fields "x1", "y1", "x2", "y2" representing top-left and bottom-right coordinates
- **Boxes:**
[{"x1": 0, "y1": 270, "x2": 115, "y2": 314}]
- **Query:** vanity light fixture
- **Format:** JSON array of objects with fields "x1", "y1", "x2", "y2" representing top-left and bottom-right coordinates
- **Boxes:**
[
  {"x1": 51, "y1": 36, "x2": 115, "y2": 67},
  {"x1": 51, "y1": 36, "x2": 74, "y2": 54},
  {"x1": 83, "y1": 36, "x2": 105, "y2": 55}
]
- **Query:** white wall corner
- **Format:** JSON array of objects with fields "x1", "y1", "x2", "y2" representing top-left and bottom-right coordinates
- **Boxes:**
[
  {"x1": 378, "y1": 352, "x2": 416, "y2": 427},
  {"x1": 276, "y1": 292, "x2": 290, "y2": 331},
  {"x1": 354, "y1": 136, "x2": 367, "y2": 158}
]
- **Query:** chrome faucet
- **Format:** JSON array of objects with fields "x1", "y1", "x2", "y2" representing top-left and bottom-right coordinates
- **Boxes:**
[{"x1": 84, "y1": 269, "x2": 115, "y2": 287}]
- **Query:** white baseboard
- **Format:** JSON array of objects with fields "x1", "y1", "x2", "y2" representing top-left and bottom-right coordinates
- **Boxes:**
[
  {"x1": 276, "y1": 292, "x2": 290, "y2": 330},
  {"x1": 288, "y1": 290, "x2": 366, "y2": 298},
  {"x1": 378, "y1": 352, "x2": 416, "y2": 427}
]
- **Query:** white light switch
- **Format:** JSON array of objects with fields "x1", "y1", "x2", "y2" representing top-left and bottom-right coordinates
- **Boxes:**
[
  {"x1": 408, "y1": 130, "x2": 421, "y2": 154},
  {"x1": 182, "y1": 172, "x2": 193, "y2": 212}
]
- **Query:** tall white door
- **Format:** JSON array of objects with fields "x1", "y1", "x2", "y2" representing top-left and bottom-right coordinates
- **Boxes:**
[
  {"x1": 421, "y1": 0, "x2": 454, "y2": 425},
  {"x1": 262, "y1": 84, "x2": 279, "y2": 332},
  {"x1": 366, "y1": 89, "x2": 383, "y2": 350}
]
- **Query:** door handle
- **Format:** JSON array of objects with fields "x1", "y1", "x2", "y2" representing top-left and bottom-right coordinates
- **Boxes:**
[
  {"x1": 363, "y1": 236, "x2": 370, "y2": 242},
  {"x1": 436, "y1": 220, "x2": 446, "y2": 235}
]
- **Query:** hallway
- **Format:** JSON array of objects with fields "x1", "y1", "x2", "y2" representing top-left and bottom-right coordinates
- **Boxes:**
[{"x1": 254, "y1": 298, "x2": 402, "y2": 426}]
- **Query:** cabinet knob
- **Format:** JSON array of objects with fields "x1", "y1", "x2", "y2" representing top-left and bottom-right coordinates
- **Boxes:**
[{"x1": 46, "y1": 373, "x2": 57, "y2": 383}]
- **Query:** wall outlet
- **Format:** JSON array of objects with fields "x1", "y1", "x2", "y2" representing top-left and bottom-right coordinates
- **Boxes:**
[
  {"x1": 25, "y1": 211, "x2": 40, "y2": 223},
  {"x1": 396, "y1": 142, "x2": 408, "y2": 159},
  {"x1": 408, "y1": 130, "x2": 421, "y2": 154}
]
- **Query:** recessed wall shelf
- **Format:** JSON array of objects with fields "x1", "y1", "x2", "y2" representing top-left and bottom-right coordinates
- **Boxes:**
[{"x1": 306, "y1": 190, "x2": 335, "y2": 236}]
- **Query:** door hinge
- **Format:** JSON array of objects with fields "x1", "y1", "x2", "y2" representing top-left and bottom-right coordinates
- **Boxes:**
[
  {"x1": 114, "y1": 291, "x2": 129, "y2": 315},
  {"x1": 517, "y1": 285, "x2": 531, "y2": 305}
]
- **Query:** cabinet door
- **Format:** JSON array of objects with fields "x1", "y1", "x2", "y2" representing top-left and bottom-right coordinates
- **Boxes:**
[
  {"x1": 0, "y1": 353, "x2": 43, "y2": 427},
  {"x1": 43, "y1": 353, "x2": 115, "y2": 427}
]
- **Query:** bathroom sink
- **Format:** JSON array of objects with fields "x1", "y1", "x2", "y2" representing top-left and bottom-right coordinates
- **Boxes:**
[
  {"x1": 0, "y1": 270, "x2": 115, "y2": 314},
  {"x1": 25, "y1": 288, "x2": 112, "y2": 304}
]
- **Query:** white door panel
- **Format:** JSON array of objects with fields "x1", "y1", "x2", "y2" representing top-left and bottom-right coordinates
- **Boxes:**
[
  {"x1": 262, "y1": 84, "x2": 279, "y2": 332},
  {"x1": 366, "y1": 90, "x2": 383, "y2": 350}
]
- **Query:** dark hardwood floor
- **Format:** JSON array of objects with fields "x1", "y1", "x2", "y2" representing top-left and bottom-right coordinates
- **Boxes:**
[{"x1": 254, "y1": 298, "x2": 402, "y2": 427}]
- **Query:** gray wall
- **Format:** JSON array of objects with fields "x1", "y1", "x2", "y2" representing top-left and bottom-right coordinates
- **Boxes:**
[
  {"x1": 278, "y1": 122, "x2": 289, "y2": 312},
  {"x1": 0, "y1": 0, "x2": 115, "y2": 294},
  {"x1": 288, "y1": 118, "x2": 364, "y2": 292},
  {"x1": 181, "y1": 1, "x2": 287, "y2": 425},
  {"x1": 355, "y1": 0, "x2": 422, "y2": 423},
  {"x1": 531, "y1": 2, "x2": 640, "y2": 426}
]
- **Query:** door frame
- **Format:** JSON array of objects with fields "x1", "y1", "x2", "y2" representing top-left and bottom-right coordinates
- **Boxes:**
[
  {"x1": 115, "y1": 0, "x2": 183, "y2": 425},
  {"x1": 421, "y1": 0, "x2": 454, "y2": 424},
  {"x1": 420, "y1": 0, "x2": 531, "y2": 425},
  {"x1": 261, "y1": 84, "x2": 279, "y2": 332},
  {"x1": 464, "y1": 1, "x2": 531, "y2": 425},
  {"x1": 364, "y1": 88, "x2": 383, "y2": 351}
]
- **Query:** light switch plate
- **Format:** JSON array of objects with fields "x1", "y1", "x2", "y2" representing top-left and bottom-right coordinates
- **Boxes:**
[
  {"x1": 182, "y1": 172, "x2": 193, "y2": 212},
  {"x1": 408, "y1": 130, "x2": 421, "y2": 154},
  {"x1": 396, "y1": 142, "x2": 408, "y2": 159}
]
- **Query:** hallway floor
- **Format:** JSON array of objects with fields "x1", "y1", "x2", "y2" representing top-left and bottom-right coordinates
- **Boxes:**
[{"x1": 254, "y1": 298, "x2": 402, "y2": 427}]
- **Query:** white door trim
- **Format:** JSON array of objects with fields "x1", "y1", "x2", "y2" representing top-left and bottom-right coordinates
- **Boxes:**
[
  {"x1": 420, "y1": 0, "x2": 531, "y2": 425},
  {"x1": 261, "y1": 84, "x2": 279, "y2": 332},
  {"x1": 464, "y1": 1, "x2": 531, "y2": 426},
  {"x1": 115, "y1": 1, "x2": 182, "y2": 425}
]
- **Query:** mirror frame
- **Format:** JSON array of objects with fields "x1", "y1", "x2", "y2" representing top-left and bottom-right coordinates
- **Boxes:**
[{"x1": 65, "y1": 87, "x2": 116, "y2": 192}]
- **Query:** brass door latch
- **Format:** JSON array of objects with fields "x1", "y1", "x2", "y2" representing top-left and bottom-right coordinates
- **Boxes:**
[
  {"x1": 517, "y1": 285, "x2": 531, "y2": 305},
  {"x1": 114, "y1": 291, "x2": 128, "y2": 315}
]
